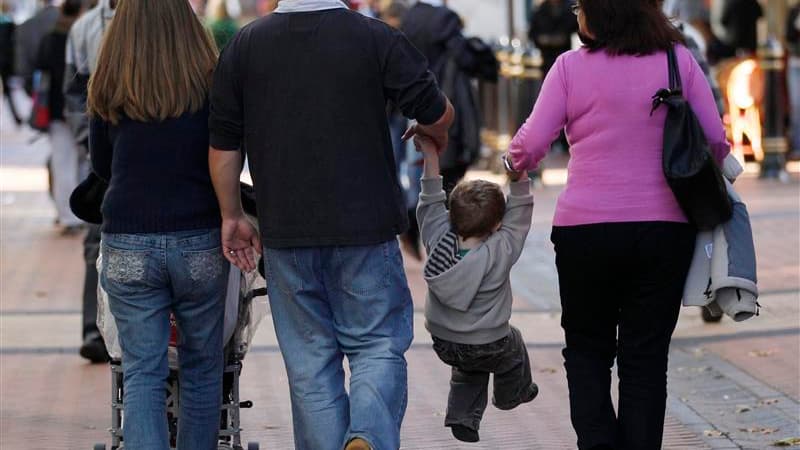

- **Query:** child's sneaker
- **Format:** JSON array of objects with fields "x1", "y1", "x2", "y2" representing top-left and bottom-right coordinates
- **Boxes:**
[
  {"x1": 450, "y1": 424, "x2": 480, "y2": 443},
  {"x1": 494, "y1": 382, "x2": 539, "y2": 411}
]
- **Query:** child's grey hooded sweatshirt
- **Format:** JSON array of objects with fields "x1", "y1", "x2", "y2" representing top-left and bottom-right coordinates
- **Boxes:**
[{"x1": 417, "y1": 177, "x2": 533, "y2": 345}]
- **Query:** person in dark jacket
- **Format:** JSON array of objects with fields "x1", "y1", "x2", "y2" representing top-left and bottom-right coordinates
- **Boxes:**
[
  {"x1": 64, "y1": 0, "x2": 117, "y2": 364},
  {"x1": 402, "y1": 0, "x2": 483, "y2": 196},
  {"x1": 14, "y1": 0, "x2": 59, "y2": 95},
  {"x1": 528, "y1": 0, "x2": 578, "y2": 76},
  {"x1": 711, "y1": 0, "x2": 762, "y2": 56},
  {"x1": 0, "y1": 5, "x2": 21, "y2": 125},
  {"x1": 35, "y1": 0, "x2": 84, "y2": 231}
]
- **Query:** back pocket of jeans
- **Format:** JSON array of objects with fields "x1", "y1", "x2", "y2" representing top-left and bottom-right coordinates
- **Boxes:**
[
  {"x1": 103, "y1": 245, "x2": 149, "y2": 284},
  {"x1": 181, "y1": 247, "x2": 225, "y2": 283},
  {"x1": 336, "y1": 242, "x2": 391, "y2": 297}
]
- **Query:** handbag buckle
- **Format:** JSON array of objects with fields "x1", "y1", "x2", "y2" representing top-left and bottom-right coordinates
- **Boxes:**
[{"x1": 650, "y1": 88, "x2": 681, "y2": 116}]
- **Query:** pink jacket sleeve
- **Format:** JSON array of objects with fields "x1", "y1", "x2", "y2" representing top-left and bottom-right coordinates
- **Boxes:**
[
  {"x1": 680, "y1": 46, "x2": 731, "y2": 165},
  {"x1": 509, "y1": 55, "x2": 568, "y2": 171}
]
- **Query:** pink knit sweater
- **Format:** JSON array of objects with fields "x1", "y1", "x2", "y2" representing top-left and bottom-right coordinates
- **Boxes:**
[{"x1": 510, "y1": 45, "x2": 730, "y2": 226}]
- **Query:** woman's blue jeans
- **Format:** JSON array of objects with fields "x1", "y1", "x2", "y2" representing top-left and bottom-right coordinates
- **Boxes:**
[
  {"x1": 100, "y1": 228, "x2": 227, "y2": 450},
  {"x1": 264, "y1": 240, "x2": 414, "y2": 450}
]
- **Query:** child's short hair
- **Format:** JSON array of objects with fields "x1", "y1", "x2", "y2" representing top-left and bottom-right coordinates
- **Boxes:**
[{"x1": 448, "y1": 180, "x2": 506, "y2": 239}]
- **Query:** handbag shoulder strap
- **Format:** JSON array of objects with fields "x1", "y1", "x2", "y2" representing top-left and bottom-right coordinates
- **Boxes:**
[
  {"x1": 650, "y1": 44, "x2": 683, "y2": 115},
  {"x1": 667, "y1": 45, "x2": 682, "y2": 94}
]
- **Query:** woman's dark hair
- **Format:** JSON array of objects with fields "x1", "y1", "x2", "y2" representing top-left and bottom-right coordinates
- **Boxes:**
[{"x1": 579, "y1": 0, "x2": 685, "y2": 55}]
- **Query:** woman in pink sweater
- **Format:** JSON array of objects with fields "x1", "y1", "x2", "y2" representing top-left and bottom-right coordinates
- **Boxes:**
[{"x1": 509, "y1": 1, "x2": 729, "y2": 449}]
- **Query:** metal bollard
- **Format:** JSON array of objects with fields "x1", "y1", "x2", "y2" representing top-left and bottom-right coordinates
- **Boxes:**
[
  {"x1": 478, "y1": 40, "x2": 501, "y2": 158},
  {"x1": 758, "y1": 37, "x2": 789, "y2": 180},
  {"x1": 496, "y1": 40, "x2": 515, "y2": 156},
  {"x1": 510, "y1": 45, "x2": 543, "y2": 134},
  {"x1": 510, "y1": 45, "x2": 544, "y2": 183}
]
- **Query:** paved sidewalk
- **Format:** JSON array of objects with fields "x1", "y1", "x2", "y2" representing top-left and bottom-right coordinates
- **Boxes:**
[{"x1": 1, "y1": 106, "x2": 799, "y2": 449}]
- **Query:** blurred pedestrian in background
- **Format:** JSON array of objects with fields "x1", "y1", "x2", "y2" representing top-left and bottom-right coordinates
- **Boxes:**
[
  {"x1": 87, "y1": 0, "x2": 227, "y2": 448},
  {"x1": 0, "y1": 3, "x2": 21, "y2": 126},
  {"x1": 381, "y1": 0, "x2": 425, "y2": 260},
  {"x1": 528, "y1": 0, "x2": 578, "y2": 154},
  {"x1": 64, "y1": 0, "x2": 117, "y2": 364},
  {"x1": 401, "y1": 0, "x2": 489, "y2": 196},
  {"x1": 788, "y1": 2, "x2": 800, "y2": 160},
  {"x1": 356, "y1": 0, "x2": 381, "y2": 17},
  {"x1": 14, "y1": 0, "x2": 59, "y2": 96},
  {"x1": 662, "y1": 0, "x2": 714, "y2": 53},
  {"x1": 528, "y1": 0, "x2": 578, "y2": 76},
  {"x1": 35, "y1": 0, "x2": 85, "y2": 233},
  {"x1": 509, "y1": 0, "x2": 729, "y2": 448},
  {"x1": 206, "y1": 0, "x2": 240, "y2": 50},
  {"x1": 711, "y1": 0, "x2": 763, "y2": 57},
  {"x1": 657, "y1": 0, "x2": 725, "y2": 116}
]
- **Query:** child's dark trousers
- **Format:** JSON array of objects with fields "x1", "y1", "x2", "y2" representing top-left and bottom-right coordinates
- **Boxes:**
[{"x1": 432, "y1": 326, "x2": 535, "y2": 432}]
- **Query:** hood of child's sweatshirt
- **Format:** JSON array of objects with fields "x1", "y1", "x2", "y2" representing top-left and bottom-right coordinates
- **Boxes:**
[{"x1": 423, "y1": 245, "x2": 489, "y2": 310}]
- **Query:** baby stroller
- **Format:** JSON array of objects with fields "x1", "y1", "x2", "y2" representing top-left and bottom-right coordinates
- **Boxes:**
[{"x1": 93, "y1": 185, "x2": 267, "y2": 450}]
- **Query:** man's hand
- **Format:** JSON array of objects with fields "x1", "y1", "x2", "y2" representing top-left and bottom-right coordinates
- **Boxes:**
[
  {"x1": 401, "y1": 98, "x2": 455, "y2": 155},
  {"x1": 222, "y1": 215, "x2": 262, "y2": 273},
  {"x1": 209, "y1": 147, "x2": 261, "y2": 272}
]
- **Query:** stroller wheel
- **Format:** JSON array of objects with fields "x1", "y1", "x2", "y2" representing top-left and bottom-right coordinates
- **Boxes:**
[
  {"x1": 93, "y1": 444, "x2": 107, "y2": 450},
  {"x1": 247, "y1": 443, "x2": 260, "y2": 450}
]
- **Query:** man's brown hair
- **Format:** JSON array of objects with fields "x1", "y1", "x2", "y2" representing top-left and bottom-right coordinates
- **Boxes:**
[
  {"x1": 87, "y1": 0, "x2": 218, "y2": 124},
  {"x1": 448, "y1": 180, "x2": 506, "y2": 239}
]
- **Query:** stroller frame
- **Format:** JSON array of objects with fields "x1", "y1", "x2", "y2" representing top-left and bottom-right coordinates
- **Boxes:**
[{"x1": 95, "y1": 285, "x2": 266, "y2": 450}]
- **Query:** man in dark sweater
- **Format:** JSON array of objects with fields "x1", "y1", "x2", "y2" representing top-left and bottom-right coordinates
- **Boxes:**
[
  {"x1": 208, "y1": 1, "x2": 453, "y2": 449},
  {"x1": 401, "y1": 0, "x2": 481, "y2": 195}
]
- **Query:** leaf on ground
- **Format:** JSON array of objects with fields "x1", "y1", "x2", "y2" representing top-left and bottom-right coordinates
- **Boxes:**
[
  {"x1": 740, "y1": 427, "x2": 779, "y2": 434},
  {"x1": 34, "y1": 290, "x2": 47, "y2": 298},
  {"x1": 736, "y1": 405, "x2": 752, "y2": 413},
  {"x1": 704, "y1": 430, "x2": 728, "y2": 438},
  {"x1": 692, "y1": 348, "x2": 707, "y2": 359},
  {"x1": 759, "y1": 398, "x2": 780, "y2": 406},
  {"x1": 538, "y1": 367, "x2": 558, "y2": 374},
  {"x1": 748, "y1": 349, "x2": 778, "y2": 357},
  {"x1": 771, "y1": 437, "x2": 800, "y2": 447}
]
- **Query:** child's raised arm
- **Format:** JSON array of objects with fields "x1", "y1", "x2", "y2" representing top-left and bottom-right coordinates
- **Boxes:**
[
  {"x1": 414, "y1": 134, "x2": 451, "y2": 252},
  {"x1": 493, "y1": 153, "x2": 534, "y2": 269}
]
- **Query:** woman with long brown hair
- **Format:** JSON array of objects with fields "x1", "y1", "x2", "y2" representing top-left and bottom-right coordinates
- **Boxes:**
[
  {"x1": 509, "y1": 0, "x2": 729, "y2": 448},
  {"x1": 87, "y1": 1, "x2": 229, "y2": 449}
]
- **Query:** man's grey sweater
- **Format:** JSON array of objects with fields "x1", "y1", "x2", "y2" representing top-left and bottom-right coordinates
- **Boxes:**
[{"x1": 417, "y1": 177, "x2": 533, "y2": 345}]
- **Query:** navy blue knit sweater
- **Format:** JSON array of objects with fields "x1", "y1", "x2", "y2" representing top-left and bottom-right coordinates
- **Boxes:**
[{"x1": 89, "y1": 105, "x2": 221, "y2": 234}]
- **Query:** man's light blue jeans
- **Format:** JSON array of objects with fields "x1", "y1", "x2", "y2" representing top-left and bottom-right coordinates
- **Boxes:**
[
  {"x1": 100, "y1": 229, "x2": 227, "y2": 450},
  {"x1": 264, "y1": 240, "x2": 414, "y2": 450}
]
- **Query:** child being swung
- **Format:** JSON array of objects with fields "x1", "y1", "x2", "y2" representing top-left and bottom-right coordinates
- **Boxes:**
[{"x1": 414, "y1": 134, "x2": 538, "y2": 443}]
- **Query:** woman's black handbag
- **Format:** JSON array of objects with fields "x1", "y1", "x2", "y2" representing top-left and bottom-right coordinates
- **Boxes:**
[{"x1": 651, "y1": 46, "x2": 732, "y2": 230}]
